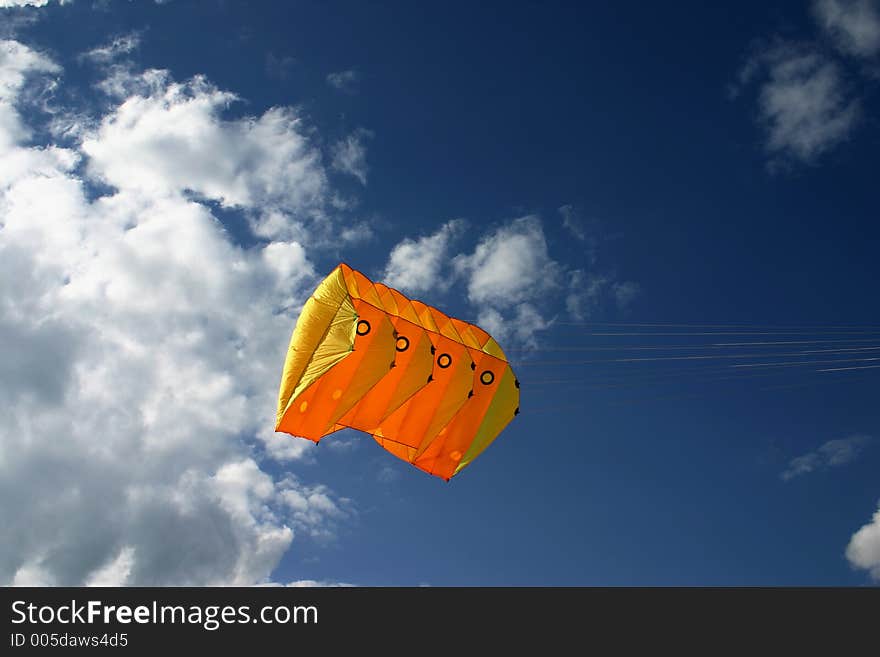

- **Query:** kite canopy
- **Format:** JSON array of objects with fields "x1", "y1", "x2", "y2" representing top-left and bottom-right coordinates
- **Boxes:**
[{"x1": 275, "y1": 263, "x2": 520, "y2": 481}]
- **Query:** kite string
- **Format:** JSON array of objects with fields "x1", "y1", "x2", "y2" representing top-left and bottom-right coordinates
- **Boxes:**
[
  {"x1": 520, "y1": 369, "x2": 879, "y2": 412},
  {"x1": 512, "y1": 350, "x2": 880, "y2": 367}
]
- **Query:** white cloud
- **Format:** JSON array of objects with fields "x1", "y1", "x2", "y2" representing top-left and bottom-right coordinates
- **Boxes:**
[
  {"x1": 324, "y1": 434, "x2": 360, "y2": 452},
  {"x1": 278, "y1": 480, "x2": 352, "y2": 541},
  {"x1": 284, "y1": 580, "x2": 353, "y2": 587},
  {"x1": 0, "y1": 0, "x2": 65, "y2": 7},
  {"x1": 84, "y1": 547, "x2": 136, "y2": 586},
  {"x1": 477, "y1": 303, "x2": 551, "y2": 349},
  {"x1": 455, "y1": 215, "x2": 560, "y2": 308},
  {"x1": 81, "y1": 32, "x2": 141, "y2": 64},
  {"x1": 846, "y1": 503, "x2": 880, "y2": 581},
  {"x1": 326, "y1": 69, "x2": 359, "y2": 94},
  {"x1": 82, "y1": 71, "x2": 328, "y2": 225},
  {"x1": 739, "y1": 43, "x2": 861, "y2": 165},
  {"x1": 451, "y1": 216, "x2": 561, "y2": 347},
  {"x1": 331, "y1": 129, "x2": 370, "y2": 185},
  {"x1": 384, "y1": 215, "x2": 577, "y2": 348},
  {"x1": 447, "y1": 215, "x2": 636, "y2": 347},
  {"x1": 254, "y1": 579, "x2": 353, "y2": 587},
  {"x1": 382, "y1": 219, "x2": 465, "y2": 294},
  {"x1": 781, "y1": 434, "x2": 871, "y2": 481},
  {"x1": 814, "y1": 0, "x2": 880, "y2": 57},
  {"x1": 339, "y1": 221, "x2": 373, "y2": 244},
  {"x1": 1, "y1": 39, "x2": 60, "y2": 147},
  {"x1": 0, "y1": 40, "x2": 352, "y2": 586}
]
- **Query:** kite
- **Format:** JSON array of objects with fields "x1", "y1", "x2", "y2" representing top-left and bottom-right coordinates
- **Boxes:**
[{"x1": 275, "y1": 263, "x2": 520, "y2": 481}]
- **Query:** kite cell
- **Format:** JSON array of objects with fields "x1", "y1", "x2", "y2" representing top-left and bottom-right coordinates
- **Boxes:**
[{"x1": 275, "y1": 263, "x2": 520, "y2": 481}]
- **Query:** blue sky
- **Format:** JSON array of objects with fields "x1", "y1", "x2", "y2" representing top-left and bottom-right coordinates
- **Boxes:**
[{"x1": 1, "y1": 0, "x2": 878, "y2": 586}]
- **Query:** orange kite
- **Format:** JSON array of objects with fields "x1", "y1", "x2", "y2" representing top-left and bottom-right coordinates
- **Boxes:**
[{"x1": 275, "y1": 263, "x2": 520, "y2": 481}]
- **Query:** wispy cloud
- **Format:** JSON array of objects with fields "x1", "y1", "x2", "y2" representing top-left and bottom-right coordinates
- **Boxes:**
[
  {"x1": 331, "y1": 129, "x2": 371, "y2": 185},
  {"x1": 738, "y1": 42, "x2": 861, "y2": 166},
  {"x1": 339, "y1": 221, "x2": 374, "y2": 244},
  {"x1": 265, "y1": 52, "x2": 296, "y2": 81},
  {"x1": 80, "y1": 31, "x2": 141, "y2": 63},
  {"x1": 781, "y1": 434, "x2": 871, "y2": 481},
  {"x1": 326, "y1": 69, "x2": 359, "y2": 94},
  {"x1": 733, "y1": 0, "x2": 878, "y2": 168},
  {"x1": 814, "y1": 0, "x2": 880, "y2": 58},
  {"x1": 377, "y1": 464, "x2": 400, "y2": 484},
  {"x1": 559, "y1": 204, "x2": 586, "y2": 242},
  {"x1": 566, "y1": 272, "x2": 639, "y2": 321}
]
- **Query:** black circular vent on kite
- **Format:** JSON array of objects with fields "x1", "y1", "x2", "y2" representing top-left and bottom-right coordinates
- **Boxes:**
[
  {"x1": 437, "y1": 353, "x2": 452, "y2": 369},
  {"x1": 356, "y1": 320, "x2": 371, "y2": 336},
  {"x1": 396, "y1": 336, "x2": 410, "y2": 352},
  {"x1": 480, "y1": 370, "x2": 495, "y2": 385}
]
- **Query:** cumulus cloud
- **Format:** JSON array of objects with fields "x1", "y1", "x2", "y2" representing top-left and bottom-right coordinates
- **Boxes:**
[
  {"x1": 738, "y1": 42, "x2": 861, "y2": 165},
  {"x1": 326, "y1": 69, "x2": 359, "y2": 94},
  {"x1": 382, "y1": 219, "x2": 465, "y2": 294},
  {"x1": 0, "y1": 40, "x2": 352, "y2": 586},
  {"x1": 846, "y1": 503, "x2": 880, "y2": 581},
  {"x1": 455, "y1": 216, "x2": 560, "y2": 308},
  {"x1": 331, "y1": 129, "x2": 370, "y2": 185},
  {"x1": 814, "y1": 0, "x2": 880, "y2": 57},
  {"x1": 781, "y1": 434, "x2": 871, "y2": 481},
  {"x1": 476, "y1": 303, "x2": 552, "y2": 349},
  {"x1": 384, "y1": 214, "x2": 591, "y2": 347},
  {"x1": 450, "y1": 216, "x2": 562, "y2": 346},
  {"x1": 434, "y1": 214, "x2": 639, "y2": 347},
  {"x1": 82, "y1": 71, "x2": 327, "y2": 222}
]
